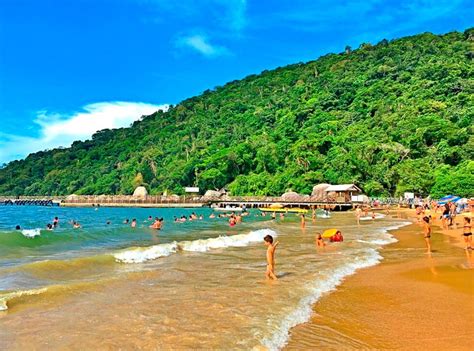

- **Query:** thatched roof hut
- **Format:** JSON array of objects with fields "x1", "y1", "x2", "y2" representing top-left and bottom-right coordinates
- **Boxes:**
[
  {"x1": 281, "y1": 191, "x2": 301, "y2": 201},
  {"x1": 133, "y1": 186, "x2": 148, "y2": 197},
  {"x1": 311, "y1": 183, "x2": 332, "y2": 200},
  {"x1": 202, "y1": 190, "x2": 222, "y2": 199}
]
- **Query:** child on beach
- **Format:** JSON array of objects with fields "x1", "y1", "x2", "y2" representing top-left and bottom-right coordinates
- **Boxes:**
[
  {"x1": 422, "y1": 216, "x2": 432, "y2": 254},
  {"x1": 463, "y1": 217, "x2": 472, "y2": 250},
  {"x1": 264, "y1": 235, "x2": 279, "y2": 280}
]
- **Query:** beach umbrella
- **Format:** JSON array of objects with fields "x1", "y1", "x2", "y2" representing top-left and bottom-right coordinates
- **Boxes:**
[
  {"x1": 438, "y1": 195, "x2": 461, "y2": 204},
  {"x1": 322, "y1": 228, "x2": 338, "y2": 238}
]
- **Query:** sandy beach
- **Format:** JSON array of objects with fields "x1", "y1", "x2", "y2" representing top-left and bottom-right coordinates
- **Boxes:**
[{"x1": 285, "y1": 211, "x2": 474, "y2": 350}]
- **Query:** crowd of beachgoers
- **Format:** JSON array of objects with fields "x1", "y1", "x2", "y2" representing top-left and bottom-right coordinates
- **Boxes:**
[{"x1": 10, "y1": 198, "x2": 473, "y2": 281}]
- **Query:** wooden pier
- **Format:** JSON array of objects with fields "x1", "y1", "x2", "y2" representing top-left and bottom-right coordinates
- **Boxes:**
[{"x1": 0, "y1": 195, "x2": 361, "y2": 209}]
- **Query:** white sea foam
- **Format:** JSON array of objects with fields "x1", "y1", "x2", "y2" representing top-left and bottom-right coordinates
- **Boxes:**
[
  {"x1": 359, "y1": 214, "x2": 385, "y2": 221},
  {"x1": 114, "y1": 229, "x2": 277, "y2": 263},
  {"x1": 21, "y1": 229, "x2": 41, "y2": 238},
  {"x1": 261, "y1": 220, "x2": 411, "y2": 350},
  {"x1": 114, "y1": 242, "x2": 178, "y2": 263},
  {"x1": 261, "y1": 248, "x2": 383, "y2": 351},
  {"x1": 0, "y1": 288, "x2": 47, "y2": 311},
  {"x1": 357, "y1": 237, "x2": 398, "y2": 245},
  {"x1": 179, "y1": 229, "x2": 276, "y2": 252}
]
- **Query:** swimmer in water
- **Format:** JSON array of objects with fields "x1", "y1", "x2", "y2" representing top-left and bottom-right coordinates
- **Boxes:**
[
  {"x1": 131, "y1": 219, "x2": 137, "y2": 228},
  {"x1": 316, "y1": 233, "x2": 326, "y2": 247},
  {"x1": 15, "y1": 225, "x2": 21, "y2": 230},
  {"x1": 150, "y1": 218, "x2": 162, "y2": 230}
]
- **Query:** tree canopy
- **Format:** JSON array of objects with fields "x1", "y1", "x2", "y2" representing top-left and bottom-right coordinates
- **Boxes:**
[{"x1": 1, "y1": 29, "x2": 473, "y2": 198}]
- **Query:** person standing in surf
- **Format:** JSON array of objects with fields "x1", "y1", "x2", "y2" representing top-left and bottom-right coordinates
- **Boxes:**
[
  {"x1": 300, "y1": 214, "x2": 306, "y2": 229},
  {"x1": 463, "y1": 217, "x2": 472, "y2": 250},
  {"x1": 422, "y1": 216, "x2": 432, "y2": 254},
  {"x1": 355, "y1": 206, "x2": 362, "y2": 225},
  {"x1": 264, "y1": 235, "x2": 279, "y2": 280}
]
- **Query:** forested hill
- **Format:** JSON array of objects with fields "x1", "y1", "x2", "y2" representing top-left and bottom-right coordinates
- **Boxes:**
[{"x1": 1, "y1": 29, "x2": 473, "y2": 197}]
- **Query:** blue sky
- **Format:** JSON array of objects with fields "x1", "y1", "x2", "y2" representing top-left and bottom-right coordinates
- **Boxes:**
[{"x1": 0, "y1": 0, "x2": 472, "y2": 163}]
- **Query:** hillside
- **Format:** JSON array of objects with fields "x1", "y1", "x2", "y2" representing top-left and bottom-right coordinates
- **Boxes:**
[{"x1": 1, "y1": 29, "x2": 473, "y2": 197}]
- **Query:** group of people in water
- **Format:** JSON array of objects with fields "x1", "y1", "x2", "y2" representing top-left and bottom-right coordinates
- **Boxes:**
[{"x1": 14, "y1": 201, "x2": 472, "y2": 281}]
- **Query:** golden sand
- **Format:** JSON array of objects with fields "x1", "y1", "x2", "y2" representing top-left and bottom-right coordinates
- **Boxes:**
[{"x1": 285, "y1": 212, "x2": 474, "y2": 350}]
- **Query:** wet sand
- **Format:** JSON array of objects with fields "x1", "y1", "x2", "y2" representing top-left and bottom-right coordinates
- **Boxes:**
[{"x1": 285, "y1": 213, "x2": 474, "y2": 350}]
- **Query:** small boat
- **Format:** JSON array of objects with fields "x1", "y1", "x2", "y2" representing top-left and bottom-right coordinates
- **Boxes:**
[
  {"x1": 212, "y1": 206, "x2": 243, "y2": 212},
  {"x1": 317, "y1": 213, "x2": 331, "y2": 219}
]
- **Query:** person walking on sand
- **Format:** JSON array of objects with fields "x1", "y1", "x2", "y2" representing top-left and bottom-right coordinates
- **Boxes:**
[
  {"x1": 264, "y1": 235, "x2": 279, "y2": 280},
  {"x1": 422, "y1": 216, "x2": 432, "y2": 254},
  {"x1": 463, "y1": 217, "x2": 472, "y2": 250}
]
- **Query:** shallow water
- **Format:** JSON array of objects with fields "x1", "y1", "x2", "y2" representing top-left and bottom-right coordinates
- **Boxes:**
[{"x1": 0, "y1": 206, "x2": 409, "y2": 350}]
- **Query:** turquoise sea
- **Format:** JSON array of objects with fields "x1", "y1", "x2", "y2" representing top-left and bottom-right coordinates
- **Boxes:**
[{"x1": 0, "y1": 205, "x2": 411, "y2": 350}]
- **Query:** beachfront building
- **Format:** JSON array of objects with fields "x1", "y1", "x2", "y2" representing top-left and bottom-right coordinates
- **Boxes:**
[{"x1": 325, "y1": 184, "x2": 362, "y2": 203}]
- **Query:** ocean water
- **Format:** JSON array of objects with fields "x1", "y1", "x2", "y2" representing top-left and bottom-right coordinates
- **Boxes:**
[{"x1": 0, "y1": 206, "x2": 410, "y2": 350}]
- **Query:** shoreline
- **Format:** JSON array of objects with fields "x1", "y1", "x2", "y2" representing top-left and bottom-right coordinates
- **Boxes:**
[{"x1": 284, "y1": 212, "x2": 474, "y2": 350}]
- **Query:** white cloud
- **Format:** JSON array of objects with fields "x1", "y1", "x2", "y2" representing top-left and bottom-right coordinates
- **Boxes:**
[
  {"x1": 0, "y1": 101, "x2": 168, "y2": 164},
  {"x1": 175, "y1": 34, "x2": 230, "y2": 57}
]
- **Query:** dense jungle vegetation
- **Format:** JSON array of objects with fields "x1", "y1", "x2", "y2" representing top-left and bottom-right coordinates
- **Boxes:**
[{"x1": 0, "y1": 29, "x2": 473, "y2": 197}]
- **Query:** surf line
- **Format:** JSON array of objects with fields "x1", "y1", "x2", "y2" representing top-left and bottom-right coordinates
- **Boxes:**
[{"x1": 114, "y1": 228, "x2": 277, "y2": 263}]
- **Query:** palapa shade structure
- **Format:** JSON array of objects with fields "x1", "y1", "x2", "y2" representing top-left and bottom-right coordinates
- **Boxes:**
[
  {"x1": 311, "y1": 183, "x2": 331, "y2": 200},
  {"x1": 202, "y1": 190, "x2": 222, "y2": 199},
  {"x1": 281, "y1": 191, "x2": 301, "y2": 201},
  {"x1": 132, "y1": 186, "x2": 148, "y2": 197}
]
